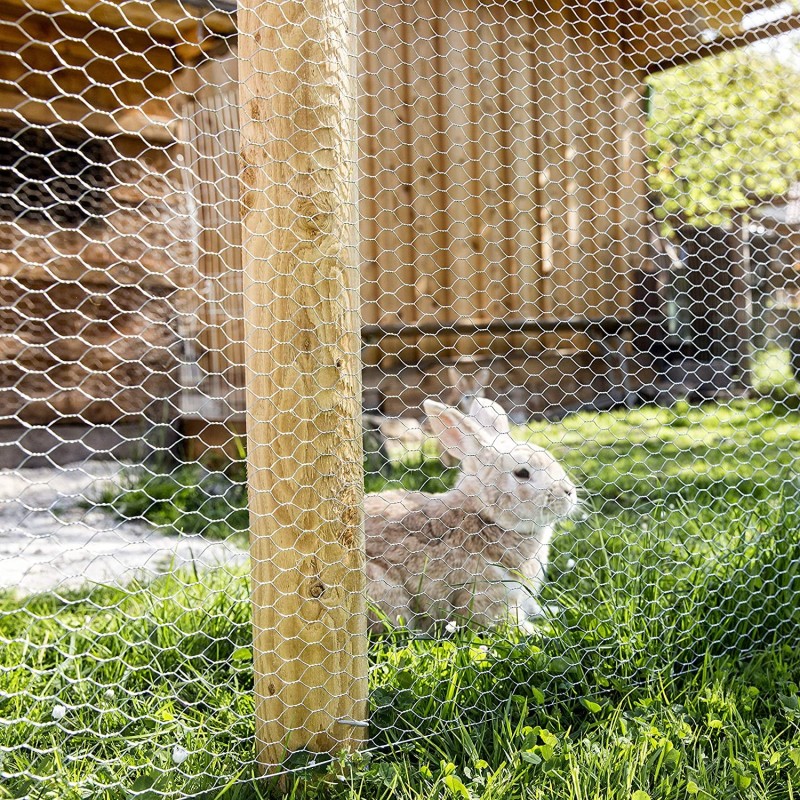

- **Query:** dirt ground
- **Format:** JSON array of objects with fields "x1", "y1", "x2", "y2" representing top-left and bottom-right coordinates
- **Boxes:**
[{"x1": 0, "y1": 461, "x2": 246, "y2": 596}]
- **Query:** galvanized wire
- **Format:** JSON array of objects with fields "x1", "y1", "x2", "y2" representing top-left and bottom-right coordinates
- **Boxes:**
[{"x1": 0, "y1": 0, "x2": 799, "y2": 795}]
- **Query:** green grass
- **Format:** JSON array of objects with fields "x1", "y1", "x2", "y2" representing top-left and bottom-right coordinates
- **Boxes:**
[
  {"x1": 5, "y1": 348, "x2": 800, "y2": 799},
  {"x1": 96, "y1": 462, "x2": 250, "y2": 542},
  {"x1": 523, "y1": 346, "x2": 800, "y2": 514},
  {"x1": 4, "y1": 498, "x2": 800, "y2": 799},
  {"x1": 527, "y1": 395, "x2": 800, "y2": 509}
]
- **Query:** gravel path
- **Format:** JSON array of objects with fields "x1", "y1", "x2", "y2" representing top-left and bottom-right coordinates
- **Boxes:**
[{"x1": 0, "y1": 462, "x2": 247, "y2": 596}]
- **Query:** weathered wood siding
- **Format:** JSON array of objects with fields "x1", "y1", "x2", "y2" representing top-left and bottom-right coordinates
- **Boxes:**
[
  {"x1": 0, "y1": 0, "x2": 236, "y2": 451},
  {"x1": 179, "y1": 55, "x2": 246, "y2": 420},
  {"x1": 184, "y1": 0, "x2": 648, "y2": 418},
  {"x1": 0, "y1": 141, "x2": 196, "y2": 428},
  {"x1": 357, "y1": 0, "x2": 647, "y2": 332},
  {"x1": 0, "y1": 0, "x2": 650, "y2": 433},
  {"x1": 0, "y1": 3, "x2": 187, "y2": 141},
  {"x1": 0, "y1": 0, "x2": 207, "y2": 442}
]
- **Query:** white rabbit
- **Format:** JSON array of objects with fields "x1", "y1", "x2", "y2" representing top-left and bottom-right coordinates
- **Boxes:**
[{"x1": 365, "y1": 398, "x2": 578, "y2": 632}]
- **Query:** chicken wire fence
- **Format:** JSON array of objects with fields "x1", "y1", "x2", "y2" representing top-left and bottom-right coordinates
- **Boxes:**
[{"x1": 2, "y1": 0, "x2": 800, "y2": 795}]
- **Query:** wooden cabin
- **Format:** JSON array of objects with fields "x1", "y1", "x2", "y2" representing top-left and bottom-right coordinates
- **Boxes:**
[{"x1": 0, "y1": 0, "x2": 790, "y2": 462}]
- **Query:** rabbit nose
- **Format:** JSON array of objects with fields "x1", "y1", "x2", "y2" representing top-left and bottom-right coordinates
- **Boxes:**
[{"x1": 553, "y1": 480, "x2": 576, "y2": 499}]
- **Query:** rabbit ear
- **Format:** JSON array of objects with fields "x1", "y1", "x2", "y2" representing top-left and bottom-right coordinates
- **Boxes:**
[
  {"x1": 424, "y1": 400, "x2": 489, "y2": 460},
  {"x1": 468, "y1": 397, "x2": 511, "y2": 437}
]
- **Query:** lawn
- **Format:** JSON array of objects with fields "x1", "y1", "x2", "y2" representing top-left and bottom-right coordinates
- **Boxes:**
[{"x1": 3, "y1": 349, "x2": 800, "y2": 799}]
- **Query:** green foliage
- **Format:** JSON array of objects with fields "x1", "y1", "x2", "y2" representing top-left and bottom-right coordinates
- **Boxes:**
[
  {"x1": 97, "y1": 461, "x2": 250, "y2": 543},
  {"x1": 648, "y1": 48, "x2": 800, "y2": 226}
]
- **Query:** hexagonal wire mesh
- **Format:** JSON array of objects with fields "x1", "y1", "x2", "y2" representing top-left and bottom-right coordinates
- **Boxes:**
[{"x1": 2, "y1": 0, "x2": 800, "y2": 795}]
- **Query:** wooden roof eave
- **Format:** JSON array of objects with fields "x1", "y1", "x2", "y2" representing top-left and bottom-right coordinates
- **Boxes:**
[
  {"x1": 641, "y1": 9, "x2": 800, "y2": 73},
  {"x1": 0, "y1": 0, "x2": 793, "y2": 112},
  {"x1": 0, "y1": 0, "x2": 236, "y2": 44},
  {"x1": 623, "y1": 0, "x2": 800, "y2": 75}
]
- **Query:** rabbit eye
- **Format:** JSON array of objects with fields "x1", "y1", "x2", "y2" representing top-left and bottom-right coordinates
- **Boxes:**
[{"x1": 514, "y1": 468, "x2": 531, "y2": 480}]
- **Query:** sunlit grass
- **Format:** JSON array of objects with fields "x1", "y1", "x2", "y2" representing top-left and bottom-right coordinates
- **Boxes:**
[
  {"x1": 5, "y1": 347, "x2": 800, "y2": 798},
  {"x1": 103, "y1": 348, "x2": 800, "y2": 533},
  {"x1": 4, "y1": 496, "x2": 800, "y2": 798}
]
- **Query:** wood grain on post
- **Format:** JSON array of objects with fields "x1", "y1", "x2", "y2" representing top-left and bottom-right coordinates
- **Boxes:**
[{"x1": 237, "y1": 0, "x2": 367, "y2": 771}]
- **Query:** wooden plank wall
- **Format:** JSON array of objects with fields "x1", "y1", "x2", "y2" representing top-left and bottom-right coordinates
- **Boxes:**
[
  {"x1": 184, "y1": 0, "x2": 650, "y2": 419},
  {"x1": 179, "y1": 56, "x2": 245, "y2": 420},
  {"x1": 0, "y1": 4, "x2": 204, "y2": 447},
  {"x1": 0, "y1": 4, "x2": 184, "y2": 140},
  {"x1": 356, "y1": 0, "x2": 648, "y2": 348},
  {"x1": 0, "y1": 138, "x2": 197, "y2": 428}
]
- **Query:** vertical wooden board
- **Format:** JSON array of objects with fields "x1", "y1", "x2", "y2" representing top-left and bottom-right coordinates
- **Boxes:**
[
  {"x1": 587, "y1": 13, "x2": 622, "y2": 317},
  {"x1": 438, "y1": 0, "x2": 478, "y2": 325},
  {"x1": 474, "y1": 2, "x2": 508, "y2": 322},
  {"x1": 564, "y1": 2, "x2": 607, "y2": 319},
  {"x1": 357, "y1": 0, "x2": 382, "y2": 326},
  {"x1": 613, "y1": 62, "x2": 648, "y2": 314},
  {"x1": 600, "y1": 35, "x2": 627, "y2": 318},
  {"x1": 535, "y1": 7, "x2": 572, "y2": 317},
  {"x1": 370, "y1": 0, "x2": 410, "y2": 327},
  {"x1": 406, "y1": 0, "x2": 446, "y2": 326},
  {"x1": 181, "y1": 66, "x2": 246, "y2": 414},
  {"x1": 559, "y1": 9, "x2": 595, "y2": 318},
  {"x1": 180, "y1": 100, "x2": 216, "y2": 369},
  {"x1": 397, "y1": 0, "x2": 420, "y2": 332},
  {"x1": 209, "y1": 90, "x2": 245, "y2": 398},
  {"x1": 504, "y1": 9, "x2": 542, "y2": 319},
  {"x1": 383, "y1": 0, "x2": 415, "y2": 333},
  {"x1": 179, "y1": 107, "x2": 207, "y2": 331},
  {"x1": 587, "y1": 4, "x2": 638, "y2": 318}
]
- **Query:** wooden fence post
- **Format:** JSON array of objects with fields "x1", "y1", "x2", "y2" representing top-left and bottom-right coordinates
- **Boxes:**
[{"x1": 237, "y1": 0, "x2": 367, "y2": 771}]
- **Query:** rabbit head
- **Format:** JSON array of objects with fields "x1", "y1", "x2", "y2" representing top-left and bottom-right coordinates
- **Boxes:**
[
  {"x1": 445, "y1": 359, "x2": 490, "y2": 414},
  {"x1": 424, "y1": 398, "x2": 578, "y2": 533}
]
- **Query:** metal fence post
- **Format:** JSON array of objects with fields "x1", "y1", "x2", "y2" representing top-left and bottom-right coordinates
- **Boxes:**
[{"x1": 237, "y1": 0, "x2": 367, "y2": 771}]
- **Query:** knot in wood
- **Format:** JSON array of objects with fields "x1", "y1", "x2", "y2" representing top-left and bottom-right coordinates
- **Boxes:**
[
  {"x1": 309, "y1": 582, "x2": 325, "y2": 599},
  {"x1": 296, "y1": 194, "x2": 336, "y2": 236}
]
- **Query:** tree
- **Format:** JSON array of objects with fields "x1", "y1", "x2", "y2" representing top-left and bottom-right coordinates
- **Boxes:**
[{"x1": 648, "y1": 44, "x2": 800, "y2": 227}]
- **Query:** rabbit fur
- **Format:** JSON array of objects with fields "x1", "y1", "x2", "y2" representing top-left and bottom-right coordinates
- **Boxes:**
[{"x1": 365, "y1": 398, "x2": 578, "y2": 632}]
